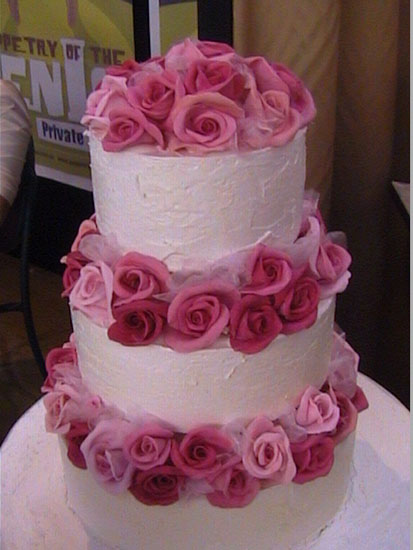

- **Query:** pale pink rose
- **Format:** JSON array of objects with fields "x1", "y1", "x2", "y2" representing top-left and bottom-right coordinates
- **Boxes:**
[
  {"x1": 291, "y1": 434, "x2": 335, "y2": 484},
  {"x1": 167, "y1": 92, "x2": 243, "y2": 153},
  {"x1": 329, "y1": 390, "x2": 358, "y2": 444},
  {"x1": 126, "y1": 70, "x2": 178, "y2": 121},
  {"x1": 105, "y1": 59, "x2": 141, "y2": 79},
  {"x1": 71, "y1": 217, "x2": 99, "y2": 252},
  {"x1": 113, "y1": 251, "x2": 169, "y2": 305},
  {"x1": 43, "y1": 383, "x2": 81, "y2": 434},
  {"x1": 80, "y1": 419, "x2": 135, "y2": 494},
  {"x1": 242, "y1": 244, "x2": 293, "y2": 295},
  {"x1": 295, "y1": 386, "x2": 340, "y2": 434},
  {"x1": 328, "y1": 332, "x2": 359, "y2": 399},
  {"x1": 164, "y1": 38, "x2": 205, "y2": 73},
  {"x1": 314, "y1": 241, "x2": 352, "y2": 299},
  {"x1": 123, "y1": 423, "x2": 173, "y2": 470},
  {"x1": 195, "y1": 40, "x2": 234, "y2": 58},
  {"x1": 207, "y1": 458, "x2": 260, "y2": 508},
  {"x1": 184, "y1": 59, "x2": 245, "y2": 100},
  {"x1": 171, "y1": 426, "x2": 234, "y2": 479},
  {"x1": 165, "y1": 279, "x2": 239, "y2": 352},
  {"x1": 271, "y1": 62, "x2": 316, "y2": 127},
  {"x1": 129, "y1": 465, "x2": 186, "y2": 506},
  {"x1": 102, "y1": 107, "x2": 164, "y2": 152},
  {"x1": 69, "y1": 261, "x2": 114, "y2": 328},
  {"x1": 242, "y1": 416, "x2": 296, "y2": 483},
  {"x1": 275, "y1": 275, "x2": 320, "y2": 334}
]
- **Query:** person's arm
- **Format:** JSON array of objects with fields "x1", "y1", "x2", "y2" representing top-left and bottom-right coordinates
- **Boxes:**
[{"x1": 0, "y1": 80, "x2": 31, "y2": 226}]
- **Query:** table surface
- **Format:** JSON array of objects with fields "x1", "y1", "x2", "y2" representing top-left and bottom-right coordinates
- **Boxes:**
[{"x1": 0, "y1": 374, "x2": 410, "y2": 550}]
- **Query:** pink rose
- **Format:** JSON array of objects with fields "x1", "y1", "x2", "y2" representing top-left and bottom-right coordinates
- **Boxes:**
[
  {"x1": 108, "y1": 299, "x2": 168, "y2": 346},
  {"x1": 229, "y1": 295, "x2": 283, "y2": 354},
  {"x1": 113, "y1": 251, "x2": 169, "y2": 305},
  {"x1": 291, "y1": 434, "x2": 335, "y2": 484},
  {"x1": 80, "y1": 419, "x2": 135, "y2": 494},
  {"x1": 69, "y1": 261, "x2": 114, "y2": 328},
  {"x1": 105, "y1": 59, "x2": 141, "y2": 79},
  {"x1": 126, "y1": 70, "x2": 178, "y2": 121},
  {"x1": 242, "y1": 416, "x2": 296, "y2": 483},
  {"x1": 184, "y1": 59, "x2": 245, "y2": 100},
  {"x1": 44, "y1": 383, "x2": 81, "y2": 435},
  {"x1": 329, "y1": 390, "x2": 358, "y2": 444},
  {"x1": 62, "y1": 251, "x2": 90, "y2": 298},
  {"x1": 271, "y1": 62, "x2": 316, "y2": 127},
  {"x1": 351, "y1": 386, "x2": 369, "y2": 413},
  {"x1": 42, "y1": 344, "x2": 79, "y2": 392},
  {"x1": 275, "y1": 275, "x2": 320, "y2": 334},
  {"x1": 164, "y1": 38, "x2": 205, "y2": 73},
  {"x1": 123, "y1": 423, "x2": 173, "y2": 470},
  {"x1": 65, "y1": 421, "x2": 90, "y2": 469},
  {"x1": 295, "y1": 386, "x2": 340, "y2": 434},
  {"x1": 129, "y1": 465, "x2": 186, "y2": 506},
  {"x1": 245, "y1": 57, "x2": 289, "y2": 94},
  {"x1": 328, "y1": 332, "x2": 359, "y2": 399},
  {"x1": 165, "y1": 280, "x2": 239, "y2": 352},
  {"x1": 171, "y1": 426, "x2": 234, "y2": 479},
  {"x1": 71, "y1": 217, "x2": 99, "y2": 253},
  {"x1": 314, "y1": 241, "x2": 352, "y2": 298},
  {"x1": 242, "y1": 244, "x2": 293, "y2": 296},
  {"x1": 195, "y1": 40, "x2": 234, "y2": 58},
  {"x1": 167, "y1": 92, "x2": 243, "y2": 153},
  {"x1": 207, "y1": 459, "x2": 260, "y2": 508}
]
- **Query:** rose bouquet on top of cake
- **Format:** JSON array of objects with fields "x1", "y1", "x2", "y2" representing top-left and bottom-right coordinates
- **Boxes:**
[{"x1": 81, "y1": 38, "x2": 316, "y2": 154}]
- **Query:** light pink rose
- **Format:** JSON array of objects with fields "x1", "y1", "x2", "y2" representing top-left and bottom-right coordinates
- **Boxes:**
[
  {"x1": 105, "y1": 59, "x2": 141, "y2": 79},
  {"x1": 123, "y1": 423, "x2": 173, "y2": 470},
  {"x1": 314, "y1": 241, "x2": 352, "y2": 298},
  {"x1": 167, "y1": 92, "x2": 243, "y2": 153},
  {"x1": 165, "y1": 279, "x2": 240, "y2": 352},
  {"x1": 69, "y1": 261, "x2": 114, "y2": 328},
  {"x1": 171, "y1": 426, "x2": 234, "y2": 479},
  {"x1": 71, "y1": 217, "x2": 99, "y2": 252},
  {"x1": 113, "y1": 251, "x2": 169, "y2": 305},
  {"x1": 275, "y1": 275, "x2": 320, "y2": 334},
  {"x1": 43, "y1": 383, "x2": 81, "y2": 434},
  {"x1": 295, "y1": 386, "x2": 340, "y2": 434},
  {"x1": 207, "y1": 458, "x2": 260, "y2": 508},
  {"x1": 291, "y1": 434, "x2": 335, "y2": 484},
  {"x1": 129, "y1": 465, "x2": 186, "y2": 506},
  {"x1": 195, "y1": 40, "x2": 234, "y2": 58},
  {"x1": 229, "y1": 295, "x2": 283, "y2": 354},
  {"x1": 126, "y1": 70, "x2": 178, "y2": 121},
  {"x1": 102, "y1": 107, "x2": 164, "y2": 152},
  {"x1": 328, "y1": 332, "x2": 359, "y2": 399},
  {"x1": 271, "y1": 62, "x2": 316, "y2": 127},
  {"x1": 184, "y1": 59, "x2": 245, "y2": 100},
  {"x1": 242, "y1": 244, "x2": 293, "y2": 295},
  {"x1": 42, "y1": 344, "x2": 79, "y2": 393},
  {"x1": 80, "y1": 419, "x2": 135, "y2": 494},
  {"x1": 329, "y1": 390, "x2": 358, "y2": 444},
  {"x1": 242, "y1": 416, "x2": 296, "y2": 484}
]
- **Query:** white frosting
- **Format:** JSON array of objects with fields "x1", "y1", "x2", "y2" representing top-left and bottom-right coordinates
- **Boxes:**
[
  {"x1": 89, "y1": 130, "x2": 306, "y2": 271},
  {"x1": 72, "y1": 298, "x2": 335, "y2": 431},
  {"x1": 61, "y1": 432, "x2": 355, "y2": 550}
]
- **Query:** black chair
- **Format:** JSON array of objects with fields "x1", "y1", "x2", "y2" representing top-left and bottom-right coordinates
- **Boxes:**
[{"x1": 0, "y1": 139, "x2": 46, "y2": 378}]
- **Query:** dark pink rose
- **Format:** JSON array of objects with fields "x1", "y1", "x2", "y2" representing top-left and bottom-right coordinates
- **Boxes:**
[
  {"x1": 69, "y1": 261, "x2": 114, "y2": 328},
  {"x1": 184, "y1": 59, "x2": 245, "y2": 100},
  {"x1": 229, "y1": 295, "x2": 282, "y2": 354},
  {"x1": 167, "y1": 92, "x2": 243, "y2": 153},
  {"x1": 315, "y1": 241, "x2": 352, "y2": 298},
  {"x1": 123, "y1": 423, "x2": 173, "y2": 470},
  {"x1": 291, "y1": 434, "x2": 335, "y2": 484},
  {"x1": 80, "y1": 419, "x2": 135, "y2": 494},
  {"x1": 129, "y1": 465, "x2": 186, "y2": 506},
  {"x1": 71, "y1": 217, "x2": 99, "y2": 252},
  {"x1": 102, "y1": 107, "x2": 164, "y2": 152},
  {"x1": 329, "y1": 390, "x2": 358, "y2": 444},
  {"x1": 271, "y1": 62, "x2": 316, "y2": 127},
  {"x1": 105, "y1": 59, "x2": 141, "y2": 79},
  {"x1": 126, "y1": 71, "x2": 177, "y2": 121},
  {"x1": 245, "y1": 57, "x2": 289, "y2": 94},
  {"x1": 242, "y1": 416, "x2": 296, "y2": 483},
  {"x1": 242, "y1": 244, "x2": 292, "y2": 296},
  {"x1": 108, "y1": 299, "x2": 168, "y2": 346},
  {"x1": 62, "y1": 251, "x2": 90, "y2": 298},
  {"x1": 165, "y1": 280, "x2": 239, "y2": 352},
  {"x1": 295, "y1": 386, "x2": 340, "y2": 434},
  {"x1": 207, "y1": 459, "x2": 260, "y2": 508},
  {"x1": 171, "y1": 426, "x2": 234, "y2": 479},
  {"x1": 65, "y1": 421, "x2": 90, "y2": 469},
  {"x1": 351, "y1": 386, "x2": 369, "y2": 413},
  {"x1": 113, "y1": 251, "x2": 169, "y2": 305},
  {"x1": 196, "y1": 40, "x2": 234, "y2": 58},
  {"x1": 43, "y1": 384, "x2": 81, "y2": 435},
  {"x1": 42, "y1": 344, "x2": 79, "y2": 392},
  {"x1": 275, "y1": 275, "x2": 320, "y2": 335}
]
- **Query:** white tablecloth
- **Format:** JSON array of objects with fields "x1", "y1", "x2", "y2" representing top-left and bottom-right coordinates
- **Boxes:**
[{"x1": 0, "y1": 374, "x2": 410, "y2": 550}]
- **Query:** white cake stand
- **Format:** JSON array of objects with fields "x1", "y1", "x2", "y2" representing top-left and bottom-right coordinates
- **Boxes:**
[{"x1": 0, "y1": 374, "x2": 410, "y2": 550}]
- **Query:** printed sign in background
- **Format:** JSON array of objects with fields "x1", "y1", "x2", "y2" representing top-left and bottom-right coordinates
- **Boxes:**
[{"x1": 0, "y1": 0, "x2": 197, "y2": 189}]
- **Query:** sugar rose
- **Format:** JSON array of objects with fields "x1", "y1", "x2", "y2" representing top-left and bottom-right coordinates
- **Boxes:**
[
  {"x1": 329, "y1": 390, "x2": 358, "y2": 444},
  {"x1": 275, "y1": 275, "x2": 320, "y2": 335},
  {"x1": 184, "y1": 59, "x2": 245, "y2": 100},
  {"x1": 295, "y1": 386, "x2": 340, "y2": 435},
  {"x1": 291, "y1": 434, "x2": 335, "y2": 484},
  {"x1": 123, "y1": 423, "x2": 173, "y2": 470},
  {"x1": 62, "y1": 251, "x2": 90, "y2": 297},
  {"x1": 43, "y1": 383, "x2": 81, "y2": 435},
  {"x1": 65, "y1": 421, "x2": 90, "y2": 469},
  {"x1": 207, "y1": 459, "x2": 260, "y2": 508},
  {"x1": 105, "y1": 59, "x2": 140, "y2": 79},
  {"x1": 130, "y1": 465, "x2": 186, "y2": 506},
  {"x1": 127, "y1": 70, "x2": 178, "y2": 122},
  {"x1": 42, "y1": 344, "x2": 79, "y2": 392},
  {"x1": 242, "y1": 244, "x2": 293, "y2": 296},
  {"x1": 315, "y1": 241, "x2": 352, "y2": 299}
]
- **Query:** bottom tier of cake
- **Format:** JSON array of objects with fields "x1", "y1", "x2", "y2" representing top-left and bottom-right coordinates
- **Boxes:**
[{"x1": 61, "y1": 433, "x2": 355, "y2": 550}]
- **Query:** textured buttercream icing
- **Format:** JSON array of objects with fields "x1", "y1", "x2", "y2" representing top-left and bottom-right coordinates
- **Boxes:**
[
  {"x1": 89, "y1": 130, "x2": 306, "y2": 271},
  {"x1": 72, "y1": 297, "x2": 334, "y2": 431}
]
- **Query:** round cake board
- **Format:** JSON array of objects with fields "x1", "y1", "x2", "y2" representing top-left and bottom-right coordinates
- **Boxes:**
[{"x1": 1, "y1": 374, "x2": 409, "y2": 550}]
